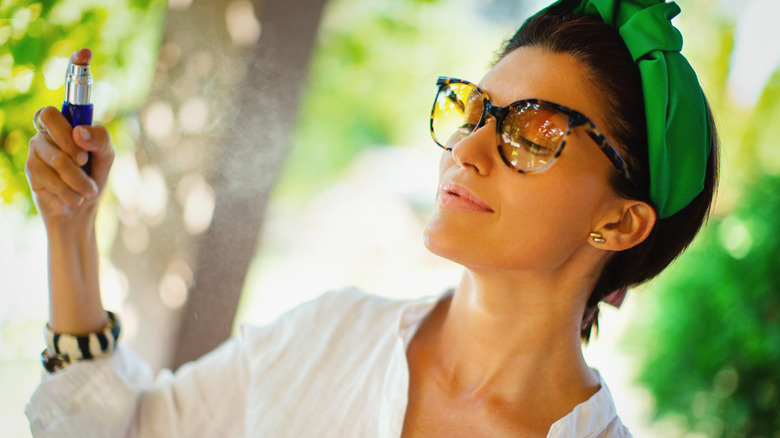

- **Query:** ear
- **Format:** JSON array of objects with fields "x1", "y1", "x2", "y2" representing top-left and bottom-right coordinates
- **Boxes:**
[{"x1": 590, "y1": 200, "x2": 656, "y2": 251}]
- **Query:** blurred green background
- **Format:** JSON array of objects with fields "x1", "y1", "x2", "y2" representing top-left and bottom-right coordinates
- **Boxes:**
[{"x1": 2, "y1": 0, "x2": 779, "y2": 437}]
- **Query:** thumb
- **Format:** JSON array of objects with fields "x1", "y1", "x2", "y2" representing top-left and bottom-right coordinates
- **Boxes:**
[{"x1": 72, "y1": 125, "x2": 115, "y2": 189}]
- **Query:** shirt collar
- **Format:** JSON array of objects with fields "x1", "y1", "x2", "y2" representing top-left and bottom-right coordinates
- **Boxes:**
[
  {"x1": 546, "y1": 369, "x2": 621, "y2": 437},
  {"x1": 377, "y1": 293, "x2": 443, "y2": 438},
  {"x1": 395, "y1": 292, "x2": 445, "y2": 348}
]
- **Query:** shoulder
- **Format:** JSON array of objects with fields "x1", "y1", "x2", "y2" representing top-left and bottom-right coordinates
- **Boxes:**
[
  {"x1": 239, "y1": 288, "x2": 412, "y2": 364},
  {"x1": 242, "y1": 288, "x2": 404, "y2": 338},
  {"x1": 295, "y1": 287, "x2": 406, "y2": 320}
]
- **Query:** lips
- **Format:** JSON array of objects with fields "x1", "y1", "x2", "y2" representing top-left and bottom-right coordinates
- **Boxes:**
[{"x1": 438, "y1": 182, "x2": 494, "y2": 213}]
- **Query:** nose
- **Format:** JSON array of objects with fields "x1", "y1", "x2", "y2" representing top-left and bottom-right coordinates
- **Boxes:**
[{"x1": 449, "y1": 118, "x2": 496, "y2": 176}]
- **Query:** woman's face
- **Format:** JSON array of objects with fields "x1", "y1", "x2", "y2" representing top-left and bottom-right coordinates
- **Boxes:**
[{"x1": 424, "y1": 46, "x2": 624, "y2": 274}]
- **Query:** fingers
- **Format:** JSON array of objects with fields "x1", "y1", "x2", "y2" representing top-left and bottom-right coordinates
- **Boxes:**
[
  {"x1": 28, "y1": 104, "x2": 113, "y2": 211},
  {"x1": 27, "y1": 154, "x2": 89, "y2": 208},
  {"x1": 30, "y1": 134, "x2": 98, "y2": 202},
  {"x1": 37, "y1": 106, "x2": 89, "y2": 166}
]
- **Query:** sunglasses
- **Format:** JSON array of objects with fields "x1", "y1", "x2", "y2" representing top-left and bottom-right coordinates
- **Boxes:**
[{"x1": 430, "y1": 76, "x2": 636, "y2": 186}]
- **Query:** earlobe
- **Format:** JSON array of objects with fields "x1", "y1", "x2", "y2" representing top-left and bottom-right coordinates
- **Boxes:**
[{"x1": 590, "y1": 201, "x2": 657, "y2": 251}]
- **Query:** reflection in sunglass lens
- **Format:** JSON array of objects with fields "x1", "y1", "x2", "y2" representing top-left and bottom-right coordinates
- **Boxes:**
[
  {"x1": 431, "y1": 83, "x2": 484, "y2": 149},
  {"x1": 498, "y1": 102, "x2": 567, "y2": 172}
]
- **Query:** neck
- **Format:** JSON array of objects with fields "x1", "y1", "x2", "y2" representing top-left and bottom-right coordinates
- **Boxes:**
[{"x1": 424, "y1": 267, "x2": 599, "y2": 402}]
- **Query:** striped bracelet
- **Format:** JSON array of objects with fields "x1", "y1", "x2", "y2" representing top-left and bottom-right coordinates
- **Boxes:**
[{"x1": 41, "y1": 311, "x2": 121, "y2": 373}]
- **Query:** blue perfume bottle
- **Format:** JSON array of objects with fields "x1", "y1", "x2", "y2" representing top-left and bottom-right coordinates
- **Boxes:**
[{"x1": 61, "y1": 63, "x2": 94, "y2": 174}]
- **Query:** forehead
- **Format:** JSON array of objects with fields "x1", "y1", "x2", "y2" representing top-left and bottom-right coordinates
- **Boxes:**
[{"x1": 478, "y1": 46, "x2": 604, "y2": 123}]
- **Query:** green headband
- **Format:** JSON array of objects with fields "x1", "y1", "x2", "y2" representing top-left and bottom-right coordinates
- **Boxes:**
[{"x1": 529, "y1": 0, "x2": 712, "y2": 218}]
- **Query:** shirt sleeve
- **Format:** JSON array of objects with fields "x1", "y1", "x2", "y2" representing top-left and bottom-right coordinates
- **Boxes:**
[{"x1": 26, "y1": 335, "x2": 249, "y2": 438}]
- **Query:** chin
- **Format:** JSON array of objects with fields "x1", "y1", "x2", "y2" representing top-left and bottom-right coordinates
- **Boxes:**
[
  {"x1": 422, "y1": 225, "x2": 444, "y2": 258},
  {"x1": 423, "y1": 217, "x2": 460, "y2": 262}
]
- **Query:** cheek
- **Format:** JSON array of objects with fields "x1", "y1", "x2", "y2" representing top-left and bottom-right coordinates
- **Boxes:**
[
  {"x1": 507, "y1": 168, "x2": 605, "y2": 231},
  {"x1": 487, "y1": 172, "x2": 606, "y2": 270},
  {"x1": 424, "y1": 149, "x2": 611, "y2": 272}
]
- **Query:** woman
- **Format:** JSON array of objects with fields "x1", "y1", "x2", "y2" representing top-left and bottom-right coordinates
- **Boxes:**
[{"x1": 25, "y1": 0, "x2": 717, "y2": 436}]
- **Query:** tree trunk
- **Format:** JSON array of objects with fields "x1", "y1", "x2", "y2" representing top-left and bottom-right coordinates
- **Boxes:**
[
  {"x1": 171, "y1": 0, "x2": 329, "y2": 368},
  {"x1": 111, "y1": 0, "x2": 327, "y2": 372}
]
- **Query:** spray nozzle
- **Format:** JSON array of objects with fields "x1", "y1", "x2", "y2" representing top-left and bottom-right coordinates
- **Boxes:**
[{"x1": 64, "y1": 63, "x2": 93, "y2": 105}]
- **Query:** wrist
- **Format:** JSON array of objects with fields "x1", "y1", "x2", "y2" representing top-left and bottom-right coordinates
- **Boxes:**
[
  {"x1": 43, "y1": 207, "x2": 98, "y2": 237},
  {"x1": 42, "y1": 311, "x2": 121, "y2": 373}
]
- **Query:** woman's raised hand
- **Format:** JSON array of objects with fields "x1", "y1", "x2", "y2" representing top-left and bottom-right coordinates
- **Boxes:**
[
  {"x1": 26, "y1": 48, "x2": 113, "y2": 334},
  {"x1": 26, "y1": 48, "x2": 114, "y2": 226}
]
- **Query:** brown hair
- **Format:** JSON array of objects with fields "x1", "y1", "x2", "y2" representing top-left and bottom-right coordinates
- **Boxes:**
[{"x1": 498, "y1": 8, "x2": 719, "y2": 341}]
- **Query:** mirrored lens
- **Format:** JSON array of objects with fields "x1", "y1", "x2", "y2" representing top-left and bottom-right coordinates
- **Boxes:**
[
  {"x1": 498, "y1": 102, "x2": 568, "y2": 172},
  {"x1": 431, "y1": 83, "x2": 484, "y2": 149}
]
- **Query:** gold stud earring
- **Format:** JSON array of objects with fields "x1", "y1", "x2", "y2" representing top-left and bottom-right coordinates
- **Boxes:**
[{"x1": 590, "y1": 232, "x2": 606, "y2": 243}]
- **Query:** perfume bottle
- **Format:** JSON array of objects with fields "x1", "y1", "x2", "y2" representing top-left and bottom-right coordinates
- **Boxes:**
[{"x1": 61, "y1": 62, "x2": 94, "y2": 174}]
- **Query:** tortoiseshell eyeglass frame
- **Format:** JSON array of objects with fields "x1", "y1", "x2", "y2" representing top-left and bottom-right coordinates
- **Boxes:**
[{"x1": 430, "y1": 76, "x2": 637, "y2": 187}]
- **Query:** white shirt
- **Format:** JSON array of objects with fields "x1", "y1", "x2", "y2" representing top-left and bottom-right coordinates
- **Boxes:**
[{"x1": 26, "y1": 289, "x2": 632, "y2": 437}]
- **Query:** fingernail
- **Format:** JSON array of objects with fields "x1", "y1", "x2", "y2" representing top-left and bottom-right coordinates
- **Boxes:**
[
  {"x1": 77, "y1": 196, "x2": 85, "y2": 206},
  {"x1": 89, "y1": 180, "x2": 99, "y2": 196},
  {"x1": 77, "y1": 151, "x2": 89, "y2": 165},
  {"x1": 78, "y1": 126, "x2": 91, "y2": 141}
]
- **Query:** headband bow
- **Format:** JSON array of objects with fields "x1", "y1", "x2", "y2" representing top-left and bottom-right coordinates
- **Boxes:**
[{"x1": 532, "y1": 0, "x2": 712, "y2": 218}]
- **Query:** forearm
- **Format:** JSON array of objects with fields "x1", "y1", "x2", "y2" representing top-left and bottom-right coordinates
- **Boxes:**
[{"x1": 45, "y1": 209, "x2": 107, "y2": 335}]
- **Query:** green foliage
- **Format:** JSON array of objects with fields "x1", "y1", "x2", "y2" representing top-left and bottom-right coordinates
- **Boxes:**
[
  {"x1": 631, "y1": 171, "x2": 780, "y2": 437},
  {"x1": 626, "y1": 2, "x2": 780, "y2": 434},
  {"x1": 280, "y1": 0, "x2": 434, "y2": 196},
  {"x1": 0, "y1": 0, "x2": 166, "y2": 211}
]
